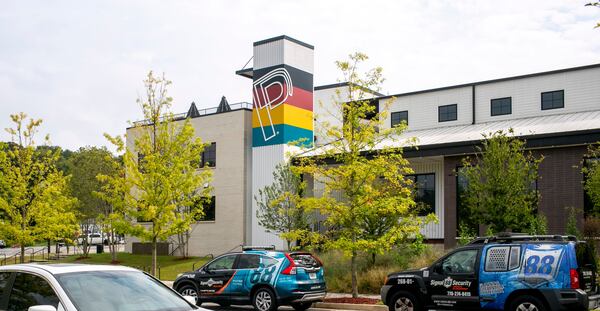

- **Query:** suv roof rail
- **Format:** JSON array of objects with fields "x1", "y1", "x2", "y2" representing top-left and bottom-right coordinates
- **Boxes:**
[
  {"x1": 242, "y1": 245, "x2": 276, "y2": 251},
  {"x1": 467, "y1": 234, "x2": 578, "y2": 245}
]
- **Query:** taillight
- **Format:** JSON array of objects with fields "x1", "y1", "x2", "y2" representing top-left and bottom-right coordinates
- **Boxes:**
[
  {"x1": 282, "y1": 253, "x2": 297, "y2": 275},
  {"x1": 571, "y1": 269, "x2": 580, "y2": 289}
]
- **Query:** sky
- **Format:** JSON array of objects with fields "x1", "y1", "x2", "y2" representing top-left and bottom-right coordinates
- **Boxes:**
[{"x1": 0, "y1": 0, "x2": 599, "y2": 151}]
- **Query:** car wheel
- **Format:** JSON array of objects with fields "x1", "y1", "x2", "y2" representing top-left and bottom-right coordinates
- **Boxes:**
[
  {"x1": 178, "y1": 284, "x2": 200, "y2": 305},
  {"x1": 510, "y1": 295, "x2": 546, "y2": 311},
  {"x1": 252, "y1": 287, "x2": 277, "y2": 311},
  {"x1": 388, "y1": 291, "x2": 421, "y2": 311},
  {"x1": 291, "y1": 302, "x2": 312, "y2": 311}
]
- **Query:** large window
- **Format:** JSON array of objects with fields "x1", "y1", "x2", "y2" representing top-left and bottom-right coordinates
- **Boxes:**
[
  {"x1": 193, "y1": 196, "x2": 216, "y2": 221},
  {"x1": 438, "y1": 104, "x2": 457, "y2": 122},
  {"x1": 206, "y1": 255, "x2": 236, "y2": 271},
  {"x1": 407, "y1": 173, "x2": 435, "y2": 216},
  {"x1": 541, "y1": 90, "x2": 564, "y2": 110},
  {"x1": 201, "y1": 142, "x2": 216, "y2": 167},
  {"x1": 391, "y1": 111, "x2": 408, "y2": 127},
  {"x1": 491, "y1": 97, "x2": 512, "y2": 116}
]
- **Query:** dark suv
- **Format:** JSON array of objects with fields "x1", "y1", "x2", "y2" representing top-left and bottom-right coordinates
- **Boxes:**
[
  {"x1": 174, "y1": 246, "x2": 326, "y2": 311},
  {"x1": 381, "y1": 234, "x2": 599, "y2": 311}
]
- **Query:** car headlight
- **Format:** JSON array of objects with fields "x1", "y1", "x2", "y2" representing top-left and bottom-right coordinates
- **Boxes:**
[{"x1": 176, "y1": 273, "x2": 183, "y2": 279}]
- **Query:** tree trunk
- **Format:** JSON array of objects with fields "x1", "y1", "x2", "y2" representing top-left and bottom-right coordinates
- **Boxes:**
[
  {"x1": 152, "y1": 236, "x2": 157, "y2": 276},
  {"x1": 287, "y1": 240, "x2": 291, "y2": 251},
  {"x1": 20, "y1": 244, "x2": 25, "y2": 264},
  {"x1": 111, "y1": 230, "x2": 117, "y2": 263},
  {"x1": 371, "y1": 252, "x2": 376, "y2": 267},
  {"x1": 47, "y1": 240, "x2": 51, "y2": 259},
  {"x1": 351, "y1": 250, "x2": 358, "y2": 298}
]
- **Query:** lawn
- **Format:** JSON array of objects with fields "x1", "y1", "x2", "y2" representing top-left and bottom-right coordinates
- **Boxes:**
[{"x1": 56, "y1": 253, "x2": 210, "y2": 280}]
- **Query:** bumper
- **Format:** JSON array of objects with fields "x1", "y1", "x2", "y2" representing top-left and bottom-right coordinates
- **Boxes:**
[
  {"x1": 289, "y1": 291, "x2": 327, "y2": 303},
  {"x1": 588, "y1": 293, "x2": 600, "y2": 310},
  {"x1": 540, "y1": 289, "x2": 590, "y2": 311},
  {"x1": 381, "y1": 285, "x2": 392, "y2": 304}
]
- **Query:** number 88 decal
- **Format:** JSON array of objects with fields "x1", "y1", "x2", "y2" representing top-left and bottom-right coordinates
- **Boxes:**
[
  {"x1": 250, "y1": 265, "x2": 277, "y2": 284},
  {"x1": 524, "y1": 255, "x2": 555, "y2": 275}
]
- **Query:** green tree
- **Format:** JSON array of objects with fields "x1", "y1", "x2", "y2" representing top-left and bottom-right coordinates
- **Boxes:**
[
  {"x1": 103, "y1": 72, "x2": 212, "y2": 275},
  {"x1": 295, "y1": 53, "x2": 435, "y2": 298},
  {"x1": 584, "y1": 143, "x2": 600, "y2": 216},
  {"x1": 255, "y1": 163, "x2": 309, "y2": 250},
  {"x1": 460, "y1": 130, "x2": 543, "y2": 234},
  {"x1": 0, "y1": 113, "x2": 78, "y2": 262},
  {"x1": 65, "y1": 146, "x2": 118, "y2": 257}
]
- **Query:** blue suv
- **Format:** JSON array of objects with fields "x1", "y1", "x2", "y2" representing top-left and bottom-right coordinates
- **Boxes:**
[
  {"x1": 174, "y1": 246, "x2": 326, "y2": 311},
  {"x1": 381, "y1": 234, "x2": 599, "y2": 311}
]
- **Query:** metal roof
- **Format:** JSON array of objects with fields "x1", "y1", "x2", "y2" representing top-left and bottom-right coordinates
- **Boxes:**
[{"x1": 301, "y1": 110, "x2": 600, "y2": 157}]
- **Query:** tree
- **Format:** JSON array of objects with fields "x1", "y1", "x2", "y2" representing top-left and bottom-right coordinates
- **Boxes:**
[
  {"x1": 583, "y1": 143, "x2": 600, "y2": 215},
  {"x1": 103, "y1": 71, "x2": 212, "y2": 275},
  {"x1": 255, "y1": 163, "x2": 309, "y2": 250},
  {"x1": 586, "y1": 2, "x2": 600, "y2": 28},
  {"x1": 65, "y1": 146, "x2": 118, "y2": 257},
  {"x1": 294, "y1": 53, "x2": 435, "y2": 298},
  {"x1": 460, "y1": 130, "x2": 543, "y2": 233},
  {"x1": 0, "y1": 113, "x2": 77, "y2": 262}
]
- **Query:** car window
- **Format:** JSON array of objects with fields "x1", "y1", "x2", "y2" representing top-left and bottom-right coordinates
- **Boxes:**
[
  {"x1": 8, "y1": 273, "x2": 60, "y2": 311},
  {"x1": 237, "y1": 254, "x2": 261, "y2": 269},
  {"x1": 0, "y1": 272, "x2": 10, "y2": 299},
  {"x1": 442, "y1": 249, "x2": 478, "y2": 274},
  {"x1": 260, "y1": 256, "x2": 279, "y2": 268},
  {"x1": 207, "y1": 255, "x2": 236, "y2": 270}
]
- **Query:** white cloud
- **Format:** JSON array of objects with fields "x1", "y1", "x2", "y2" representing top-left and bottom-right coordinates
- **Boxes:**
[{"x1": 0, "y1": 0, "x2": 599, "y2": 150}]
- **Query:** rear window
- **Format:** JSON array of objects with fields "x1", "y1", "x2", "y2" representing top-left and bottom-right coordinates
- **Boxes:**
[
  {"x1": 575, "y1": 242, "x2": 598, "y2": 271},
  {"x1": 290, "y1": 253, "x2": 321, "y2": 268}
]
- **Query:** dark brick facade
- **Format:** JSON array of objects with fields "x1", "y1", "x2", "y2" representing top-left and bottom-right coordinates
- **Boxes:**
[{"x1": 439, "y1": 145, "x2": 587, "y2": 249}]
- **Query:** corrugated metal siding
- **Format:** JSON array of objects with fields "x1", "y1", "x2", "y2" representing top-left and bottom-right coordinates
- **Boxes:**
[
  {"x1": 253, "y1": 40, "x2": 284, "y2": 70},
  {"x1": 476, "y1": 66, "x2": 600, "y2": 123},
  {"x1": 283, "y1": 40, "x2": 314, "y2": 74},
  {"x1": 251, "y1": 145, "x2": 287, "y2": 249},
  {"x1": 410, "y1": 159, "x2": 445, "y2": 239},
  {"x1": 381, "y1": 86, "x2": 473, "y2": 131}
]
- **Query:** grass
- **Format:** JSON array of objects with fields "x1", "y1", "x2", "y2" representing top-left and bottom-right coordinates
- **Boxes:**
[
  {"x1": 54, "y1": 253, "x2": 210, "y2": 281},
  {"x1": 318, "y1": 246, "x2": 445, "y2": 294}
]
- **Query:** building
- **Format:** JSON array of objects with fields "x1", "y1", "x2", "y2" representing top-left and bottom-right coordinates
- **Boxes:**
[{"x1": 126, "y1": 35, "x2": 600, "y2": 255}]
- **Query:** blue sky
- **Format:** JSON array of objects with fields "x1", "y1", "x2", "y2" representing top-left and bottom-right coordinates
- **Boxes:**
[{"x1": 1, "y1": 0, "x2": 599, "y2": 150}]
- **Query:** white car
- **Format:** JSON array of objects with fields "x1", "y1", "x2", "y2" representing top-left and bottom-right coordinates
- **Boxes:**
[
  {"x1": 0, "y1": 264, "x2": 205, "y2": 311},
  {"x1": 76, "y1": 233, "x2": 105, "y2": 245}
]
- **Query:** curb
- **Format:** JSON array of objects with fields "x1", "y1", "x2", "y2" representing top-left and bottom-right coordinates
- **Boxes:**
[{"x1": 315, "y1": 303, "x2": 386, "y2": 311}]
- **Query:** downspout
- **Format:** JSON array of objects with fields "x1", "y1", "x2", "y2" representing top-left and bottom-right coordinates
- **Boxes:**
[{"x1": 472, "y1": 84, "x2": 476, "y2": 125}]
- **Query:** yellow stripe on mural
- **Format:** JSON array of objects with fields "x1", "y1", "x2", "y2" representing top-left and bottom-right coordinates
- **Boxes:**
[{"x1": 252, "y1": 103, "x2": 313, "y2": 131}]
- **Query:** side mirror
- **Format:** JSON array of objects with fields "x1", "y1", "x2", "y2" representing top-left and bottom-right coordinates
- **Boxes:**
[
  {"x1": 28, "y1": 306, "x2": 57, "y2": 311},
  {"x1": 183, "y1": 295, "x2": 197, "y2": 305}
]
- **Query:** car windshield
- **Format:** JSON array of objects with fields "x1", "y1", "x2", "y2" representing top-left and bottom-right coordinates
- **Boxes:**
[{"x1": 55, "y1": 270, "x2": 195, "y2": 311}]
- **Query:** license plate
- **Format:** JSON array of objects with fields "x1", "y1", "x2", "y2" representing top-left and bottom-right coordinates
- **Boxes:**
[{"x1": 309, "y1": 273, "x2": 317, "y2": 279}]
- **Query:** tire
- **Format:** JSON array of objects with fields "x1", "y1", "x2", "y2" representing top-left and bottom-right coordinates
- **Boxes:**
[
  {"x1": 388, "y1": 291, "x2": 422, "y2": 311},
  {"x1": 218, "y1": 302, "x2": 231, "y2": 308},
  {"x1": 291, "y1": 302, "x2": 312, "y2": 311},
  {"x1": 252, "y1": 287, "x2": 278, "y2": 311},
  {"x1": 177, "y1": 284, "x2": 200, "y2": 305},
  {"x1": 509, "y1": 295, "x2": 547, "y2": 311}
]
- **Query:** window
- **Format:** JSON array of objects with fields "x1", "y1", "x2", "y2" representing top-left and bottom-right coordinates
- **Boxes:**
[
  {"x1": 541, "y1": 90, "x2": 564, "y2": 110},
  {"x1": 138, "y1": 152, "x2": 146, "y2": 172},
  {"x1": 407, "y1": 174, "x2": 435, "y2": 216},
  {"x1": 194, "y1": 196, "x2": 216, "y2": 221},
  {"x1": 438, "y1": 104, "x2": 457, "y2": 122},
  {"x1": 484, "y1": 246, "x2": 521, "y2": 272},
  {"x1": 201, "y1": 142, "x2": 216, "y2": 167},
  {"x1": 8, "y1": 273, "x2": 60, "y2": 311},
  {"x1": 391, "y1": 111, "x2": 408, "y2": 127},
  {"x1": 0, "y1": 272, "x2": 10, "y2": 298},
  {"x1": 260, "y1": 256, "x2": 279, "y2": 268},
  {"x1": 441, "y1": 249, "x2": 478, "y2": 274},
  {"x1": 206, "y1": 255, "x2": 237, "y2": 271},
  {"x1": 491, "y1": 97, "x2": 512, "y2": 116},
  {"x1": 237, "y1": 254, "x2": 261, "y2": 269}
]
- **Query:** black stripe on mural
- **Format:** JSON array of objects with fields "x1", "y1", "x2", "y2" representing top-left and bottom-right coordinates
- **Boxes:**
[{"x1": 253, "y1": 65, "x2": 313, "y2": 93}]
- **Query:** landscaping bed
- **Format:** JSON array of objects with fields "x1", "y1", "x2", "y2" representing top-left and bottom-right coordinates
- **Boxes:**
[{"x1": 323, "y1": 297, "x2": 381, "y2": 304}]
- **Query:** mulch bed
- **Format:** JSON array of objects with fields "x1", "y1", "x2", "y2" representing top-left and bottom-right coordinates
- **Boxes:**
[{"x1": 323, "y1": 297, "x2": 381, "y2": 304}]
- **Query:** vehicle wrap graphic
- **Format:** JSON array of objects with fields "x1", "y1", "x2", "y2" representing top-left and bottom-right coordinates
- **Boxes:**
[{"x1": 479, "y1": 243, "x2": 571, "y2": 310}]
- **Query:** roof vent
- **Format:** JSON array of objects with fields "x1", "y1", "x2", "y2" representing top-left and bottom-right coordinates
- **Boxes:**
[
  {"x1": 187, "y1": 102, "x2": 200, "y2": 118},
  {"x1": 217, "y1": 96, "x2": 231, "y2": 113}
]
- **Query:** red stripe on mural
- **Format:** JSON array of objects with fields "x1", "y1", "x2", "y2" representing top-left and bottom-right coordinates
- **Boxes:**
[{"x1": 285, "y1": 87, "x2": 313, "y2": 111}]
